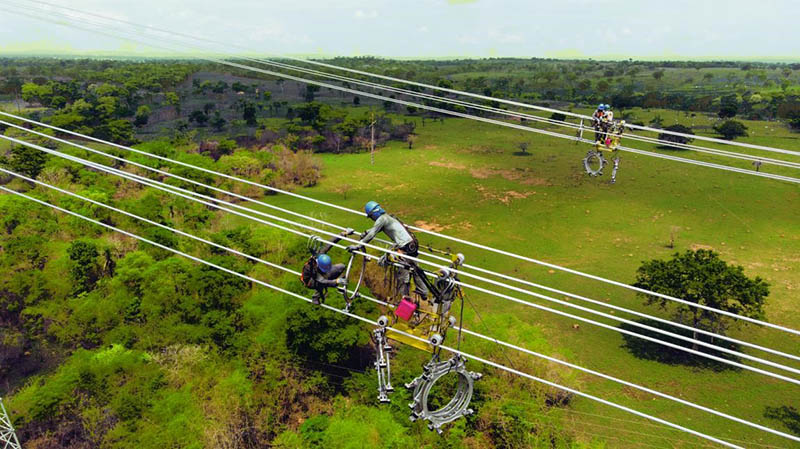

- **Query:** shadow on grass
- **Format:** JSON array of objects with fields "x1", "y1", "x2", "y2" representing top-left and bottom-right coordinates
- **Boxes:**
[
  {"x1": 619, "y1": 319, "x2": 742, "y2": 372},
  {"x1": 512, "y1": 151, "x2": 533, "y2": 157},
  {"x1": 765, "y1": 405, "x2": 800, "y2": 436},
  {"x1": 657, "y1": 144, "x2": 690, "y2": 151}
]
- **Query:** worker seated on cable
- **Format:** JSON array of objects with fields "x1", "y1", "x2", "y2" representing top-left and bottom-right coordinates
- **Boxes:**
[
  {"x1": 301, "y1": 229, "x2": 353, "y2": 305},
  {"x1": 349, "y1": 201, "x2": 429, "y2": 301},
  {"x1": 592, "y1": 103, "x2": 607, "y2": 143}
]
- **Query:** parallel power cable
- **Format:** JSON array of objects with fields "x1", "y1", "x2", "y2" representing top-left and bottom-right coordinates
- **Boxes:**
[
  {"x1": 4, "y1": 2, "x2": 800, "y2": 338},
  {"x1": 4, "y1": 5, "x2": 800, "y2": 345},
  {"x1": 0, "y1": 184, "x2": 752, "y2": 449},
  {"x1": 10, "y1": 166, "x2": 799, "y2": 443},
  {"x1": 6, "y1": 116, "x2": 799, "y2": 366},
  {"x1": 5, "y1": 133, "x2": 800, "y2": 386},
  {"x1": 2, "y1": 1, "x2": 799, "y2": 187},
  {"x1": 4, "y1": 115, "x2": 800, "y2": 344},
  {"x1": 16, "y1": 0, "x2": 800, "y2": 159}
]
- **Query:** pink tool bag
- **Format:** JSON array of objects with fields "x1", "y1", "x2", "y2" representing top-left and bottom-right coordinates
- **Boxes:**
[{"x1": 394, "y1": 297, "x2": 417, "y2": 321}]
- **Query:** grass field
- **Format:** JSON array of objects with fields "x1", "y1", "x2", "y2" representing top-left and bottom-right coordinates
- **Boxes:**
[
  {"x1": 246, "y1": 111, "x2": 800, "y2": 447},
  {"x1": 3, "y1": 101, "x2": 798, "y2": 447}
]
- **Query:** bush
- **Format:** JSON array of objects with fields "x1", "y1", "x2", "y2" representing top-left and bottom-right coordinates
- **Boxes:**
[
  {"x1": 657, "y1": 124, "x2": 695, "y2": 149},
  {"x1": 714, "y1": 120, "x2": 748, "y2": 140},
  {"x1": 5, "y1": 144, "x2": 49, "y2": 179}
]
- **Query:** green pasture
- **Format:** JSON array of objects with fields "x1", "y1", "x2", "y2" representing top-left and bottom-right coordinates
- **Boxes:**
[{"x1": 252, "y1": 113, "x2": 800, "y2": 447}]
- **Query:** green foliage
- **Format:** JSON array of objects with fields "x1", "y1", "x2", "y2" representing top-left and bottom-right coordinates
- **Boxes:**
[
  {"x1": 5, "y1": 144, "x2": 49, "y2": 178},
  {"x1": 714, "y1": 119, "x2": 748, "y2": 140},
  {"x1": 67, "y1": 240, "x2": 102, "y2": 295},
  {"x1": 285, "y1": 304, "x2": 369, "y2": 364},
  {"x1": 718, "y1": 94, "x2": 739, "y2": 118},
  {"x1": 134, "y1": 105, "x2": 151, "y2": 127},
  {"x1": 633, "y1": 249, "x2": 769, "y2": 335},
  {"x1": 283, "y1": 404, "x2": 414, "y2": 449},
  {"x1": 657, "y1": 124, "x2": 694, "y2": 148}
]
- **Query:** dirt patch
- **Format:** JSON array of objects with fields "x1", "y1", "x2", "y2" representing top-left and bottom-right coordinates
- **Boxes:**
[
  {"x1": 469, "y1": 168, "x2": 493, "y2": 179},
  {"x1": 414, "y1": 220, "x2": 448, "y2": 232},
  {"x1": 690, "y1": 243, "x2": 715, "y2": 251},
  {"x1": 475, "y1": 185, "x2": 535, "y2": 204},
  {"x1": 521, "y1": 177, "x2": 551, "y2": 186},
  {"x1": 379, "y1": 183, "x2": 408, "y2": 192},
  {"x1": 429, "y1": 160, "x2": 467, "y2": 170}
]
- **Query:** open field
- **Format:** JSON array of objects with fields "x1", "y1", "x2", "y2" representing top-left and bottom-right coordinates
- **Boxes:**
[{"x1": 247, "y1": 111, "x2": 800, "y2": 447}]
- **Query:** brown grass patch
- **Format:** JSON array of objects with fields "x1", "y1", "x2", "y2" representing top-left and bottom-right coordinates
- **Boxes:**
[
  {"x1": 414, "y1": 220, "x2": 448, "y2": 232},
  {"x1": 429, "y1": 160, "x2": 467, "y2": 170}
]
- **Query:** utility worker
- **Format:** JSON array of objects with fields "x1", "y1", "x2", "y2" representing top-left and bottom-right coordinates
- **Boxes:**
[
  {"x1": 349, "y1": 201, "x2": 429, "y2": 301},
  {"x1": 302, "y1": 229, "x2": 353, "y2": 305},
  {"x1": 592, "y1": 104, "x2": 607, "y2": 143}
]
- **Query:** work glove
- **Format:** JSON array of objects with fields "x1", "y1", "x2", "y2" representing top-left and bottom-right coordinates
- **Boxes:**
[{"x1": 337, "y1": 277, "x2": 348, "y2": 287}]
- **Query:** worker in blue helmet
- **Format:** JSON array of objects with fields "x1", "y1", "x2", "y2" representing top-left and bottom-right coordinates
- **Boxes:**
[
  {"x1": 301, "y1": 228, "x2": 354, "y2": 305},
  {"x1": 592, "y1": 104, "x2": 608, "y2": 143},
  {"x1": 349, "y1": 201, "x2": 428, "y2": 300}
]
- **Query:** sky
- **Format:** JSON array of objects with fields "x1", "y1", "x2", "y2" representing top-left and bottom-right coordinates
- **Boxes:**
[{"x1": 0, "y1": 0, "x2": 798, "y2": 60}]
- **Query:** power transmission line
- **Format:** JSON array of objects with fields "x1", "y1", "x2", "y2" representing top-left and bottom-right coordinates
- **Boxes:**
[
  {"x1": 3, "y1": 113, "x2": 800, "y2": 365},
  {"x1": 2, "y1": 1, "x2": 799, "y2": 188},
  {"x1": 15, "y1": 0, "x2": 800, "y2": 160},
  {"x1": 0, "y1": 183, "x2": 752, "y2": 449},
  {"x1": 4, "y1": 5, "x2": 800, "y2": 337},
  {"x1": 3, "y1": 2, "x2": 800, "y2": 338},
  {"x1": 4, "y1": 132, "x2": 800, "y2": 388}
]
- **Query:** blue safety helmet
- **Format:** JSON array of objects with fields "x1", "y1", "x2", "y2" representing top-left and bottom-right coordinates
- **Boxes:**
[
  {"x1": 364, "y1": 201, "x2": 385, "y2": 219},
  {"x1": 604, "y1": 103, "x2": 611, "y2": 109},
  {"x1": 597, "y1": 104, "x2": 606, "y2": 111},
  {"x1": 316, "y1": 254, "x2": 332, "y2": 274}
]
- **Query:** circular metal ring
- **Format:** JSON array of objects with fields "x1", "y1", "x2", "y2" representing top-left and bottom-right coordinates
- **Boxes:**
[
  {"x1": 406, "y1": 356, "x2": 482, "y2": 433},
  {"x1": 342, "y1": 252, "x2": 367, "y2": 304},
  {"x1": 583, "y1": 150, "x2": 606, "y2": 177}
]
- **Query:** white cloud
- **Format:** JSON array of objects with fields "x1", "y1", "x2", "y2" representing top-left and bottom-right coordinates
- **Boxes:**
[
  {"x1": 354, "y1": 9, "x2": 378, "y2": 19},
  {"x1": 488, "y1": 28, "x2": 523, "y2": 44}
]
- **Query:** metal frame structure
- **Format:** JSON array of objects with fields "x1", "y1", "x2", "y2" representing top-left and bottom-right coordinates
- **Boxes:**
[{"x1": 0, "y1": 398, "x2": 22, "y2": 449}]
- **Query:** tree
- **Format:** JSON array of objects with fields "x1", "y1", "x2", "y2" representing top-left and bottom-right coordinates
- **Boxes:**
[
  {"x1": 211, "y1": 111, "x2": 226, "y2": 131},
  {"x1": 165, "y1": 92, "x2": 180, "y2": 115},
  {"x1": 657, "y1": 124, "x2": 694, "y2": 149},
  {"x1": 305, "y1": 85, "x2": 320, "y2": 102},
  {"x1": 649, "y1": 114, "x2": 664, "y2": 128},
  {"x1": 6, "y1": 144, "x2": 49, "y2": 179},
  {"x1": 134, "y1": 105, "x2": 151, "y2": 127},
  {"x1": 718, "y1": 94, "x2": 739, "y2": 119},
  {"x1": 242, "y1": 102, "x2": 257, "y2": 126},
  {"x1": 188, "y1": 110, "x2": 209, "y2": 126},
  {"x1": 714, "y1": 120, "x2": 748, "y2": 140},
  {"x1": 633, "y1": 249, "x2": 769, "y2": 341},
  {"x1": 652, "y1": 70, "x2": 665, "y2": 80},
  {"x1": 68, "y1": 240, "x2": 102, "y2": 295},
  {"x1": 353, "y1": 96, "x2": 360, "y2": 105},
  {"x1": 286, "y1": 305, "x2": 369, "y2": 364}
]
